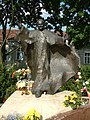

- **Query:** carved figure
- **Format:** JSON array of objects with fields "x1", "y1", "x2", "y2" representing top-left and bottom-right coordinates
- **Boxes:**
[{"x1": 15, "y1": 19, "x2": 80, "y2": 97}]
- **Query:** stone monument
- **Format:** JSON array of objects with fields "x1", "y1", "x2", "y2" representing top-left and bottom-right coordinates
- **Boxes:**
[
  {"x1": 15, "y1": 19, "x2": 80, "y2": 97},
  {"x1": 0, "y1": 19, "x2": 81, "y2": 120}
]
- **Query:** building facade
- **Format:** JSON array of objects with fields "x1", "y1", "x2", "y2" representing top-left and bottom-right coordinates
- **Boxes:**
[
  {"x1": 0, "y1": 29, "x2": 90, "y2": 67},
  {"x1": 77, "y1": 45, "x2": 90, "y2": 65}
]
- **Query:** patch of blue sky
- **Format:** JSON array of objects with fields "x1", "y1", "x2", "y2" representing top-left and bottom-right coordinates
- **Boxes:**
[
  {"x1": 0, "y1": 4, "x2": 66, "y2": 31},
  {"x1": 40, "y1": 9, "x2": 66, "y2": 31}
]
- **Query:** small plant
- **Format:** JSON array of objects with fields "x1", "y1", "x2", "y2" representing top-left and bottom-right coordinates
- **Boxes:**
[
  {"x1": 16, "y1": 79, "x2": 34, "y2": 95},
  {"x1": 0, "y1": 113, "x2": 23, "y2": 120},
  {"x1": 12, "y1": 68, "x2": 34, "y2": 95},
  {"x1": 61, "y1": 71, "x2": 83, "y2": 96},
  {"x1": 23, "y1": 108, "x2": 41, "y2": 120},
  {"x1": 0, "y1": 64, "x2": 17, "y2": 102},
  {"x1": 63, "y1": 92, "x2": 82, "y2": 109},
  {"x1": 7, "y1": 113, "x2": 23, "y2": 120},
  {"x1": 0, "y1": 109, "x2": 41, "y2": 120},
  {"x1": 12, "y1": 68, "x2": 31, "y2": 81}
]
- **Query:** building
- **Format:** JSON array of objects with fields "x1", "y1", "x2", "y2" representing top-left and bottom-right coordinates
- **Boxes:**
[
  {"x1": 0, "y1": 29, "x2": 26, "y2": 68},
  {"x1": 77, "y1": 45, "x2": 90, "y2": 65},
  {"x1": 0, "y1": 29, "x2": 90, "y2": 67}
]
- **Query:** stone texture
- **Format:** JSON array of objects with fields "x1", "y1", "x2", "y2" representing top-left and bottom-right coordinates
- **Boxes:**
[
  {"x1": 0, "y1": 90, "x2": 72, "y2": 120},
  {"x1": 46, "y1": 105, "x2": 90, "y2": 120}
]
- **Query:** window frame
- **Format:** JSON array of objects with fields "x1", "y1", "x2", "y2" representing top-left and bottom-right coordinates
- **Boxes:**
[
  {"x1": 16, "y1": 50, "x2": 24, "y2": 61},
  {"x1": 84, "y1": 51, "x2": 90, "y2": 64}
]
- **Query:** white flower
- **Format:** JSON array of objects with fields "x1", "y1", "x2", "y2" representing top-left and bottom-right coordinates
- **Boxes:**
[
  {"x1": 83, "y1": 82, "x2": 86, "y2": 86},
  {"x1": 16, "y1": 69, "x2": 21, "y2": 73},
  {"x1": 76, "y1": 79, "x2": 79, "y2": 82},
  {"x1": 22, "y1": 68, "x2": 25, "y2": 71},
  {"x1": 85, "y1": 81, "x2": 89, "y2": 85},
  {"x1": 77, "y1": 72, "x2": 81, "y2": 75},
  {"x1": 73, "y1": 101, "x2": 76, "y2": 104},
  {"x1": 20, "y1": 82, "x2": 26, "y2": 88},
  {"x1": 16, "y1": 80, "x2": 26, "y2": 88},
  {"x1": 14, "y1": 63, "x2": 16, "y2": 65},
  {"x1": 79, "y1": 75, "x2": 82, "y2": 79}
]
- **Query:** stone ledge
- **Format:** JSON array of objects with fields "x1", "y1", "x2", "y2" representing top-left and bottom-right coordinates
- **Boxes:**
[
  {"x1": 0, "y1": 90, "x2": 72, "y2": 120},
  {"x1": 46, "y1": 105, "x2": 90, "y2": 120}
]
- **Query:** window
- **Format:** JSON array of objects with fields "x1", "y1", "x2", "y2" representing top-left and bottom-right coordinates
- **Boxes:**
[
  {"x1": 84, "y1": 51, "x2": 90, "y2": 64},
  {"x1": 0, "y1": 0, "x2": 2, "y2": 4},
  {"x1": 16, "y1": 51, "x2": 24, "y2": 61},
  {"x1": 6, "y1": 55, "x2": 11, "y2": 62}
]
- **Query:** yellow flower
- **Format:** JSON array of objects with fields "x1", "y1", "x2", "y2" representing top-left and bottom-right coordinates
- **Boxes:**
[
  {"x1": 70, "y1": 92, "x2": 75, "y2": 95},
  {"x1": 70, "y1": 95, "x2": 76, "y2": 100},
  {"x1": 69, "y1": 99, "x2": 75, "y2": 103},
  {"x1": 23, "y1": 108, "x2": 40, "y2": 120},
  {"x1": 63, "y1": 103, "x2": 67, "y2": 107},
  {"x1": 73, "y1": 94, "x2": 77, "y2": 98},
  {"x1": 25, "y1": 69, "x2": 31, "y2": 73},
  {"x1": 65, "y1": 95, "x2": 69, "y2": 100}
]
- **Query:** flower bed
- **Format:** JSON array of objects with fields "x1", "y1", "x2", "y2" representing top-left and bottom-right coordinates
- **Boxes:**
[
  {"x1": 0, "y1": 108, "x2": 41, "y2": 120},
  {"x1": 12, "y1": 68, "x2": 34, "y2": 95}
]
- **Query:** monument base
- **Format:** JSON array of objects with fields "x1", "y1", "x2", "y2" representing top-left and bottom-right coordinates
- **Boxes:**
[{"x1": 0, "y1": 90, "x2": 72, "y2": 120}]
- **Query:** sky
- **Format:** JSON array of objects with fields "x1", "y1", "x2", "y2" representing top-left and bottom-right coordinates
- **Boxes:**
[
  {"x1": 0, "y1": 6, "x2": 66, "y2": 31},
  {"x1": 40, "y1": 9, "x2": 66, "y2": 31}
]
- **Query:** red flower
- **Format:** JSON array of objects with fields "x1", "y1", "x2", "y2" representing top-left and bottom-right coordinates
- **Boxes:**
[
  {"x1": 12, "y1": 73, "x2": 15, "y2": 78},
  {"x1": 75, "y1": 75, "x2": 79, "y2": 79},
  {"x1": 3, "y1": 99, "x2": 6, "y2": 103}
]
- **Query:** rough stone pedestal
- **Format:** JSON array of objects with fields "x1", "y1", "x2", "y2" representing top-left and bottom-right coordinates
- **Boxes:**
[{"x1": 0, "y1": 91, "x2": 72, "y2": 120}]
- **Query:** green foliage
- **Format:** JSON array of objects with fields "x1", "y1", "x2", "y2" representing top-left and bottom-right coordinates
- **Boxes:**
[
  {"x1": 0, "y1": 0, "x2": 90, "y2": 63},
  {"x1": 62, "y1": 65, "x2": 90, "y2": 109},
  {"x1": 80, "y1": 65, "x2": 90, "y2": 92},
  {"x1": 0, "y1": 64, "x2": 17, "y2": 103},
  {"x1": 63, "y1": 92, "x2": 82, "y2": 109},
  {"x1": 61, "y1": 65, "x2": 90, "y2": 96},
  {"x1": 61, "y1": 0, "x2": 90, "y2": 49},
  {"x1": 4, "y1": 85, "x2": 16, "y2": 100},
  {"x1": 67, "y1": 25, "x2": 90, "y2": 49},
  {"x1": 61, "y1": 76, "x2": 82, "y2": 96},
  {"x1": 80, "y1": 65, "x2": 90, "y2": 80}
]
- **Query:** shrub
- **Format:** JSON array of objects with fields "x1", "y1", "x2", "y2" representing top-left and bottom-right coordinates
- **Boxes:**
[
  {"x1": 0, "y1": 64, "x2": 17, "y2": 103},
  {"x1": 4, "y1": 85, "x2": 16, "y2": 100},
  {"x1": 63, "y1": 92, "x2": 82, "y2": 109},
  {"x1": 61, "y1": 65, "x2": 90, "y2": 96}
]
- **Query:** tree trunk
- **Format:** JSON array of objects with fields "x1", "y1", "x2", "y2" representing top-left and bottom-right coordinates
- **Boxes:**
[
  {"x1": 0, "y1": 46, "x2": 2, "y2": 64},
  {"x1": 1, "y1": 20, "x2": 7, "y2": 64},
  {"x1": 1, "y1": 29, "x2": 6, "y2": 63}
]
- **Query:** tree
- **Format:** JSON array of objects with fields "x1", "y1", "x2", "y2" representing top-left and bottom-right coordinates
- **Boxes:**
[
  {"x1": 0, "y1": 0, "x2": 43, "y2": 63},
  {"x1": 42, "y1": 0, "x2": 90, "y2": 49},
  {"x1": 59, "y1": 0, "x2": 90, "y2": 49},
  {"x1": 0, "y1": 0, "x2": 14, "y2": 63},
  {"x1": 0, "y1": 0, "x2": 90, "y2": 63}
]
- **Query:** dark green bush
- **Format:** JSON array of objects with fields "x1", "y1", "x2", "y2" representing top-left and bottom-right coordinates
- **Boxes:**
[
  {"x1": 0, "y1": 64, "x2": 17, "y2": 103},
  {"x1": 4, "y1": 85, "x2": 16, "y2": 100},
  {"x1": 61, "y1": 65, "x2": 90, "y2": 96},
  {"x1": 80, "y1": 65, "x2": 90, "y2": 82}
]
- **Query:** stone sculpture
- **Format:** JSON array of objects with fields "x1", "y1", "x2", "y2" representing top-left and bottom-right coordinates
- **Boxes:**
[{"x1": 15, "y1": 19, "x2": 80, "y2": 97}]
